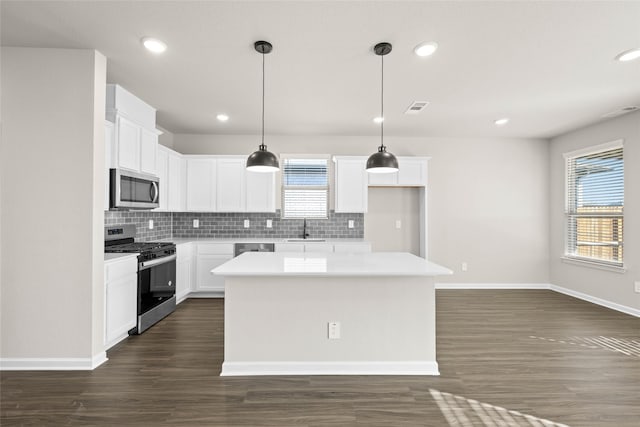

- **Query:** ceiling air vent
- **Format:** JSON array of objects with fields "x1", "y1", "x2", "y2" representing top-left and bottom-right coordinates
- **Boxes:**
[
  {"x1": 601, "y1": 106, "x2": 639, "y2": 118},
  {"x1": 404, "y1": 101, "x2": 429, "y2": 115}
]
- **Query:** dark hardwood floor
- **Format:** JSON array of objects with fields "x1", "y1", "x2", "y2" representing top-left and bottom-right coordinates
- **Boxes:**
[{"x1": 2, "y1": 290, "x2": 639, "y2": 426}]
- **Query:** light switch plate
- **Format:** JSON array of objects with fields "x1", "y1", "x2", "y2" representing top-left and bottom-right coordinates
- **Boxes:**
[
  {"x1": 635, "y1": 281, "x2": 640, "y2": 293},
  {"x1": 266, "y1": 219, "x2": 273, "y2": 228},
  {"x1": 395, "y1": 220, "x2": 402, "y2": 229},
  {"x1": 328, "y1": 322, "x2": 341, "y2": 339},
  {"x1": 148, "y1": 219, "x2": 154, "y2": 230},
  {"x1": 348, "y1": 220, "x2": 354, "y2": 229},
  {"x1": 244, "y1": 219, "x2": 250, "y2": 228},
  {"x1": 193, "y1": 219, "x2": 199, "y2": 228}
]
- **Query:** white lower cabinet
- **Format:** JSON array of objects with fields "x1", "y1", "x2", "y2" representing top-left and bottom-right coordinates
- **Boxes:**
[
  {"x1": 275, "y1": 242, "x2": 372, "y2": 253},
  {"x1": 104, "y1": 255, "x2": 137, "y2": 350},
  {"x1": 176, "y1": 242, "x2": 194, "y2": 303},
  {"x1": 304, "y1": 243, "x2": 334, "y2": 253},
  {"x1": 275, "y1": 243, "x2": 305, "y2": 252},
  {"x1": 333, "y1": 243, "x2": 372, "y2": 253},
  {"x1": 195, "y1": 243, "x2": 233, "y2": 294}
]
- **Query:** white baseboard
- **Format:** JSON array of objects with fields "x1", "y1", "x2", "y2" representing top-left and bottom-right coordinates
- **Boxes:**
[
  {"x1": 220, "y1": 360, "x2": 440, "y2": 376},
  {"x1": 435, "y1": 283, "x2": 550, "y2": 290},
  {"x1": 186, "y1": 292, "x2": 224, "y2": 299},
  {"x1": 550, "y1": 284, "x2": 640, "y2": 317},
  {"x1": 1, "y1": 352, "x2": 108, "y2": 371},
  {"x1": 436, "y1": 282, "x2": 639, "y2": 317}
]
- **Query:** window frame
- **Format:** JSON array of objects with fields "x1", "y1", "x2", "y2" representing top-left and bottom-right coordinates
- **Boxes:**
[
  {"x1": 280, "y1": 154, "x2": 331, "y2": 219},
  {"x1": 562, "y1": 139, "x2": 625, "y2": 271}
]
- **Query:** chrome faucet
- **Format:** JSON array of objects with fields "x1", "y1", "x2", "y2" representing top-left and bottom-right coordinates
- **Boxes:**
[{"x1": 302, "y1": 218, "x2": 310, "y2": 240}]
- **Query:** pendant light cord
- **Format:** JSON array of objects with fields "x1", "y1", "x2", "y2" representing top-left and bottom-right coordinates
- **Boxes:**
[
  {"x1": 380, "y1": 53, "x2": 385, "y2": 151},
  {"x1": 261, "y1": 50, "x2": 266, "y2": 149}
]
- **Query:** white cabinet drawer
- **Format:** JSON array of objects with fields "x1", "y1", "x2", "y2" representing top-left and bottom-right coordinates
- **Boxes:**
[
  {"x1": 105, "y1": 257, "x2": 137, "y2": 282},
  {"x1": 197, "y1": 243, "x2": 233, "y2": 255}
]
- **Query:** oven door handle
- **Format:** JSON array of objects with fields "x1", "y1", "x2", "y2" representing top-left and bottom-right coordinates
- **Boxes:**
[{"x1": 139, "y1": 254, "x2": 177, "y2": 270}]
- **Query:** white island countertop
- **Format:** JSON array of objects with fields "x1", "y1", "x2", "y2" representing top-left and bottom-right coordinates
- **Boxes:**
[{"x1": 212, "y1": 252, "x2": 452, "y2": 277}]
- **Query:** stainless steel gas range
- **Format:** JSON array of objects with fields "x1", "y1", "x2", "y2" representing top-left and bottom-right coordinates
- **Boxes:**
[{"x1": 104, "y1": 224, "x2": 176, "y2": 334}]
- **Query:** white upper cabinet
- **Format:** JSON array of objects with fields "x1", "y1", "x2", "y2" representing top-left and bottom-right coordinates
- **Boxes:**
[
  {"x1": 168, "y1": 154, "x2": 186, "y2": 211},
  {"x1": 106, "y1": 84, "x2": 159, "y2": 175},
  {"x1": 183, "y1": 155, "x2": 276, "y2": 213},
  {"x1": 139, "y1": 128, "x2": 158, "y2": 176},
  {"x1": 157, "y1": 145, "x2": 185, "y2": 212},
  {"x1": 186, "y1": 158, "x2": 217, "y2": 211},
  {"x1": 334, "y1": 156, "x2": 368, "y2": 213},
  {"x1": 216, "y1": 157, "x2": 246, "y2": 212},
  {"x1": 246, "y1": 169, "x2": 276, "y2": 212},
  {"x1": 115, "y1": 116, "x2": 141, "y2": 171},
  {"x1": 368, "y1": 157, "x2": 429, "y2": 187},
  {"x1": 397, "y1": 158, "x2": 427, "y2": 186},
  {"x1": 156, "y1": 147, "x2": 169, "y2": 211},
  {"x1": 104, "y1": 120, "x2": 114, "y2": 211}
]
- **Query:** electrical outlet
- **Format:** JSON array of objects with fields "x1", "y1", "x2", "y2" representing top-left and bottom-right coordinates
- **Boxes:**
[
  {"x1": 244, "y1": 219, "x2": 250, "y2": 228},
  {"x1": 266, "y1": 219, "x2": 273, "y2": 228},
  {"x1": 328, "y1": 322, "x2": 340, "y2": 339},
  {"x1": 395, "y1": 220, "x2": 402, "y2": 229},
  {"x1": 193, "y1": 219, "x2": 199, "y2": 228},
  {"x1": 461, "y1": 262, "x2": 468, "y2": 272},
  {"x1": 635, "y1": 281, "x2": 640, "y2": 293},
  {"x1": 348, "y1": 220, "x2": 354, "y2": 229},
  {"x1": 148, "y1": 219, "x2": 154, "y2": 230}
]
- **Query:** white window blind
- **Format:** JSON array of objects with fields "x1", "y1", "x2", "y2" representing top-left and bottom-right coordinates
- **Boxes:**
[
  {"x1": 565, "y1": 143, "x2": 624, "y2": 266},
  {"x1": 282, "y1": 158, "x2": 329, "y2": 218}
]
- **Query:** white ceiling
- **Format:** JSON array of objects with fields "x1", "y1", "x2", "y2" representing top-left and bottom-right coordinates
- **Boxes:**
[{"x1": 2, "y1": 1, "x2": 639, "y2": 139}]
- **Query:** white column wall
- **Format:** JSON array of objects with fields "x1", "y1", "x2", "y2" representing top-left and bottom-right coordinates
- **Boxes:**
[{"x1": 0, "y1": 47, "x2": 106, "y2": 366}]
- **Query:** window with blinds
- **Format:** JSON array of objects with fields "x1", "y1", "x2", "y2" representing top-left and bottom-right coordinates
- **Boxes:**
[
  {"x1": 282, "y1": 158, "x2": 329, "y2": 218},
  {"x1": 565, "y1": 142, "x2": 624, "y2": 266}
]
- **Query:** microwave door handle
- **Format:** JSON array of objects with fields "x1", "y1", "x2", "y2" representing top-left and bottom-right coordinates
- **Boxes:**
[{"x1": 150, "y1": 182, "x2": 159, "y2": 203}]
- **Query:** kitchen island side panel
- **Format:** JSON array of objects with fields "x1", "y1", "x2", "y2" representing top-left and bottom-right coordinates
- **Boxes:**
[{"x1": 223, "y1": 276, "x2": 435, "y2": 366}]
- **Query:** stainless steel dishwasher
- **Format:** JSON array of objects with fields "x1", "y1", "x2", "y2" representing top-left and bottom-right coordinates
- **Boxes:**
[{"x1": 233, "y1": 243, "x2": 275, "y2": 257}]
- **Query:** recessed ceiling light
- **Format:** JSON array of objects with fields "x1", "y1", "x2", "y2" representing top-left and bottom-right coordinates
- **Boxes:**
[
  {"x1": 216, "y1": 114, "x2": 229, "y2": 122},
  {"x1": 494, "y1": 118, "x2": 509, "y2": 126},
  {"x1": 373, "y1": 116, "x2": 384, "y2": 124},
  {"x1": 141, "y1": 37, "x2": 167, "y2": 54},
  {"x1": 414, "y1": 42, "x2": 438, "y2": 57},
  {"x1": 615, "y1": 48, "x2": 640, "y2": 62}
]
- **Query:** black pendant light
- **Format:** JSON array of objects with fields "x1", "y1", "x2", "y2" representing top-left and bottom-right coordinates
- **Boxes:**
[
  {"x1": 246, "y1": 41, "x2": 280, "y2": 172},
  {"x1": 366, "y1": 42, "x2": 399, "y2": 174}
]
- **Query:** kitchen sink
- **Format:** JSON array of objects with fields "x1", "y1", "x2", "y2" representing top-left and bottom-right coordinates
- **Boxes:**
[{"x1": 285, "y1": 238, "x2": 326, "y2": 242}]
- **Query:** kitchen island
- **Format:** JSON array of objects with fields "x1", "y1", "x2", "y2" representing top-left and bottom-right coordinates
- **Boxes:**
[{"x1": 212, "y1": 252, "x2": 452, "y2": 376}]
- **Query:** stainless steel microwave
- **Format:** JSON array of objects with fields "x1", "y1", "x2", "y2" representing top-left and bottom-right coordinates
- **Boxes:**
[{"x1": 110, "y1": 169, "x2": 159, "y2": 210}]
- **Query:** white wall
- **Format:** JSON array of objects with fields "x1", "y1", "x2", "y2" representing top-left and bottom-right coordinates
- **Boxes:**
[
  {"x1": 157, "y1": 126, "x2": 175, "y2": 149},
  {"x1": 366, "y1": 187, "x2": 420, "y2": 255},
  {"x1": 0, "y1": 47, "x2": 106, "y2": 366},
  {"x1": 549, "y1": 111, "x2": 640, "y2": 311},
  {"x1": 175, "y1": 134, "x2": 550, "y2": 284}
]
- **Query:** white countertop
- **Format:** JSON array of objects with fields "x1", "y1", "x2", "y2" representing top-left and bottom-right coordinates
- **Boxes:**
[
  {"x1": 169, "y1": 238, "x2": 368, "y2": 245},
  {"x1": 104, "y1": 252, "x2": 139, "y2": 262},
  {"x1": 212, "y1": 252, "x2": 453, "y2": 277}
]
